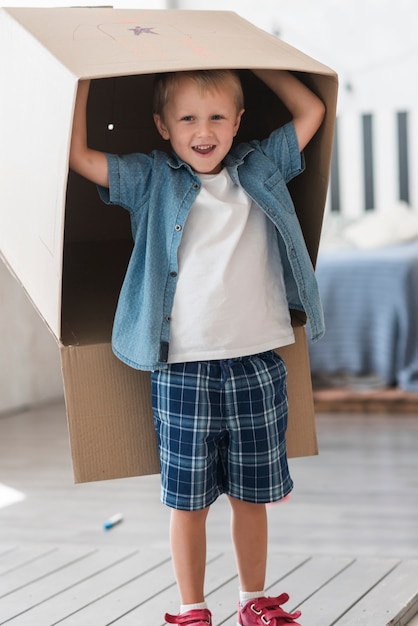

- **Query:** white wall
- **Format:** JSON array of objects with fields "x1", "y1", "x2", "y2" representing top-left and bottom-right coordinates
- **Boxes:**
[
  {"x1": 0, "y1": 259, "x2": 63, "y2": 414},
  {"x1": 171, "y1": 0, "x2": 417, "y2": 111}
]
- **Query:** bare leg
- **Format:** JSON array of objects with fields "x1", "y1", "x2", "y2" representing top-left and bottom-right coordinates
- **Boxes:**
[
  {"x1": 228, "y1": 496, "x2": 268, "y2": 591},
  {"x1": 169, "y1": 506, "x2": 210, "y2": 604}
]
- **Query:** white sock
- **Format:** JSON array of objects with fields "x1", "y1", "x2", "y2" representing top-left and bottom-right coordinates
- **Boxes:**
[
  {"x1": 240, "y1": 590, "x2": 265, "y2": 607},
  {"x1": 180, "y1": 601, "x2": 208, "y2": 613}
]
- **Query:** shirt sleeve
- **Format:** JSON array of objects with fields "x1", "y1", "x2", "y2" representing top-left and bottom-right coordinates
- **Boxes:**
[
  {"x1": 253, "y1": 121, "x2": 305, "y2": 184},
  {"x1": 97, "y1": 152, "x2": 153, "y2": 213}
]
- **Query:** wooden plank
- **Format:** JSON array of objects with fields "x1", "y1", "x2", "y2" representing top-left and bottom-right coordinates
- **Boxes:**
[
  {"x1": 0, "y1": 545, "x2": 57, "y2": 577},
  {"x1": 407, "y1": 613, "x2": 418, "y2": 626},
  {"x1": 0, "y1": 546, "x2": 416, "y2": 625},
  {"x1": 83, "y1": 551, "x2": 310, "y2": 625},
  {"x1": 218, "y1": 554, "x2": 355, "y2": 626},
  {"x1": 25, "y1": 548, "x2": 173, "y2": 625},
  {"x1": 0, "y1": 546, "x2": 19, "y2": 559},
  {"x1": 268, "y1": 554, "x2": 356, "y2": 613},
  {"x1": 394, "y1": 598, "x2": 418, "y2": 626},
  {"x1": 335, "y1": 560, "x2": 418, "y2": 626},
  {"x1": 0, "y1": 546, "x2": 133, "y2": 598},
  {"x1": 118, "y1": 553, "x2": 309, "y2": 625},
  {"x1": 268, "y1": 554, "x2": 354, "y2": 598},
  {"x1": 0, "y1": 547, "x2": 148, "y2": 624},
  {"x1": 110, "y1": 552, "x2": 237, "y2": 625},
  {"x1": 155, "y1": 551, "x2": 238, "y2": 624},
  {"x1": 207, "y1": 553, "x2": 312, "y2": 626},
  {"x1": 297, "y1": 557, "x2": 400, "y2": 626}
]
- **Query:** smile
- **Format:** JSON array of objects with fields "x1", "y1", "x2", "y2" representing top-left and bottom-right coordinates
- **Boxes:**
[{"x1": 192, "y1": 145, "x2": 215, "y2": 154}]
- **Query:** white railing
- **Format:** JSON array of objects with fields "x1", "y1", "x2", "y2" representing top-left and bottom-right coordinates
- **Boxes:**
[{"x1": 328, "y1": 110, "x2": 415, "y2": 218}]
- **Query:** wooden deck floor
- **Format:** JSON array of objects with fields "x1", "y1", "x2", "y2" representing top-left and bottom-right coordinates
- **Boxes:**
[
  {"x1": 1, "y1": 400, "x2": 418, "y2": 625},
  {"x1": 1, "y1": 544, "x2": 418, "y2": 625}
]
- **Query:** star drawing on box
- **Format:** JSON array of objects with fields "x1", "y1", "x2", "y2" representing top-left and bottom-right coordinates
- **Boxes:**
[{"x1": 129, "y1": 26, "x2": 159, "y2": 36}]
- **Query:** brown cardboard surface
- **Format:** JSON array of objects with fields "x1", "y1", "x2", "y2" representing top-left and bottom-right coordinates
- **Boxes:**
[
  {"x1": 0, "y1": 8, "x2": 338, "y2": 482},
  {"x1": 277, "y1": 324, "x2": 318, "y2": 459},
  {"x1": 61, "y1": 324, "x2": 315, "y2": 483},
  {"x1": 5, "y1": 7, "x2": 334, "y2": 79},
  {"x1": 60, "y1": 343, "x2": 159, "y2": 483}
]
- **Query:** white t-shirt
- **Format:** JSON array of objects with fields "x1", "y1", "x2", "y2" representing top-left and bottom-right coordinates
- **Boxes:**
[{"x1": 167, "y1": 168, "x2": 294, "y2": 363}]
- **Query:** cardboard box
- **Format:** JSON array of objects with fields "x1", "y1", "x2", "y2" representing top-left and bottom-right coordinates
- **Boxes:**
[{"x1": 0, "y1": 7, "x2": 338, "y2": 483}]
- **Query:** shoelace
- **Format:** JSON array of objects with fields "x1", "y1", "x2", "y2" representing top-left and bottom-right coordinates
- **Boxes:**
[{"x1": 249, "y1": 593, "x2": 301, "y2": 623}]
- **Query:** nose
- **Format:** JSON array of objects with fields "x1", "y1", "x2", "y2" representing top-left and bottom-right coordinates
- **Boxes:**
[{"x1": 196, "y1": 119, "x2": 212, "y2": 137}]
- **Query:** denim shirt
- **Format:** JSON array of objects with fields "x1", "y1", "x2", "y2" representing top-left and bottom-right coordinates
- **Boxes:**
[{"x1": 98, "y1": 121, "x2": 325, "y2": 371}]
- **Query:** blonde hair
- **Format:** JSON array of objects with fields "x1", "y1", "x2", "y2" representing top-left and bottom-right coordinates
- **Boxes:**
[{"x1": 153, "y1": 69, "x2": 244, "y2": 116}]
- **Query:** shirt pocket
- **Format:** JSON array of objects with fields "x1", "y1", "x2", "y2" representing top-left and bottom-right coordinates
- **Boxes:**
[{"x1": 264, "y1": 169, "x2": 297, "y2": 215}]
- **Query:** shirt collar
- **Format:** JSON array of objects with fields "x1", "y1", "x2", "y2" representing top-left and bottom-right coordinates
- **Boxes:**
[{"x1": 166, "y1": 142, "x2": 255, "y2": 182}]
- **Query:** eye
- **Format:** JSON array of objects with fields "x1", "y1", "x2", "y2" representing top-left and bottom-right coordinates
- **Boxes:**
[
  {"x1": 181, "y1": 115, "x2": 194, "y2": 122},
  {"x1": 211, "y1": 114, "x2": 224, "y2": 121}
]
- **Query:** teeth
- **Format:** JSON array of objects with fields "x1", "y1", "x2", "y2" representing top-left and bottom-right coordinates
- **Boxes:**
[
  {"x1": 194, "y1": 145, "x2": 214, "y2": 154},
  {"x1": 195, "y1": 145, "x2": 213, "y2": 150}
]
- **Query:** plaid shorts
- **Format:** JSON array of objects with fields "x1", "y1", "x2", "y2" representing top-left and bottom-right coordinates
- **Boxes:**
[{"x1": 151, "y1": 350, "x2": 293, "y2": 511}]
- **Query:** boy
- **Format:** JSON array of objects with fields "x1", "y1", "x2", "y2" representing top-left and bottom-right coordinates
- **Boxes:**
[{"x1": 70, "y1": 67, "x2": 325, "y2": 626}]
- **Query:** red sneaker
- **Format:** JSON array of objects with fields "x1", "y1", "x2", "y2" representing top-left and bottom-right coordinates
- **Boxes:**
[
  {"x1": 237, "y1": 594, "x2": 302, "y2": 625},
  {"x1": 165, "y1": 608, "x2": 212, "y2": 625}
]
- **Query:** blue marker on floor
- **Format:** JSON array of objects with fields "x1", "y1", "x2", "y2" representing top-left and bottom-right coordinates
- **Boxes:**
[{"x1": 103, "y1": 512, "x2": 123, "y2": 530}]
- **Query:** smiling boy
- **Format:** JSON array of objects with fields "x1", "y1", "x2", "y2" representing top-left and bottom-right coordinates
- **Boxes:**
[{"x1": 70, "y1": 68, "x2": 325, "y2": 626}]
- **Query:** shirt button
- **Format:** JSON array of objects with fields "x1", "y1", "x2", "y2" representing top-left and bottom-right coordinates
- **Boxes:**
[
  {"x1": 169, "y1": 271, "x2": 178, "y2": 277},
  {"x1": 193, "y1": 183, "x2": 200, "y2": 190},
  {"x1": 165, "y1": 315, "x2": 172, "y2": 322},
  {"x1": 175, "y1": 224, "x2": 182, "y2": 231}
]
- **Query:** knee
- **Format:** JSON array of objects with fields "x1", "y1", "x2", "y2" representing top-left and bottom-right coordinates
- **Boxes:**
[
  {"x1": 228, "y1": 496, "x2": 266, "y2": 514},
  {"x1": 171, "y1": 506, "x2": 211, "y2": 525}
]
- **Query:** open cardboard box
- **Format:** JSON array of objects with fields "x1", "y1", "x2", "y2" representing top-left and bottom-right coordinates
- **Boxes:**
[{"x1": 0, "y1": 7, "x2": 338, "y2": 482}]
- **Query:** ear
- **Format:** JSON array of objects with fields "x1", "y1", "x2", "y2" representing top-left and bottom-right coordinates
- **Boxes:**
[
  {"x1": 153, "y1": 113, "x2": 170, "y2": 140},
  {"x1": 233, "y1": 108, "x2": 245, "y2": 136}
]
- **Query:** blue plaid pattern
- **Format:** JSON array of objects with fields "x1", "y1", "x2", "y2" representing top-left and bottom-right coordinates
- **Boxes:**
[{"x1": 151, "y1": 351, "x2": 293, "y2": 510}]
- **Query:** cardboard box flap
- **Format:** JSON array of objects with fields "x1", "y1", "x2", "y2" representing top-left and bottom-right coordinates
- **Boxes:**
[
  {"x1": 4, "y1": 7, "x2": 335, "y2": 79},
  {"x1": 0, "y1": 8, "x2": 76, "y2": 338}
]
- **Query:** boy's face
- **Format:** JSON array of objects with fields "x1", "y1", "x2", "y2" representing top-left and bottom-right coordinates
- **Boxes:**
[{"x1": 154, "y1": 76, "x2": 244, "y2": 175}]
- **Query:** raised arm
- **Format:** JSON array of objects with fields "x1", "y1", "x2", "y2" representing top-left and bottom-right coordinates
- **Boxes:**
[
  {"x1": 252, "y1": 69, "x2": 325, "y2": 151},
  {"x1": 69, "y1": 80, "x2": 109, "y2": 188}
]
